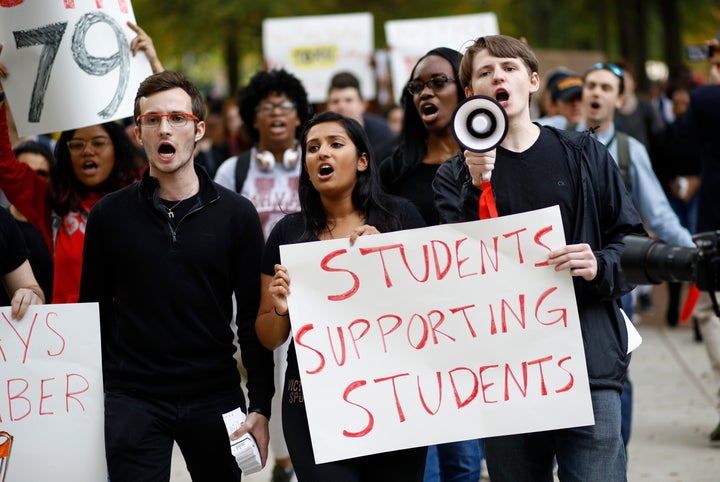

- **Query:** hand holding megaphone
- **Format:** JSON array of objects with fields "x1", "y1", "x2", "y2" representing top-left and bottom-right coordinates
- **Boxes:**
[
  {"x1": 452, "y1": 95, "x2": 507, "y2": 219},
  {"x1": 452, "y1": 95, "x2": 508, "y2": 185}
]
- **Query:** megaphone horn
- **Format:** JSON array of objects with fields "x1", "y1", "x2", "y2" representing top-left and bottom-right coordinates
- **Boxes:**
[{"x1": 452, "y1": 95, "x2": 508, "y2": 153}]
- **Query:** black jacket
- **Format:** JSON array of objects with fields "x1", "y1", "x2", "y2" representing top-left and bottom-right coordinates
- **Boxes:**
[
  {"x1": 79, "y1": 165, "x2": 274, "y2": 414},
  {"x1": 433, "y1": 126, "x2": 646, "y2": 391}
]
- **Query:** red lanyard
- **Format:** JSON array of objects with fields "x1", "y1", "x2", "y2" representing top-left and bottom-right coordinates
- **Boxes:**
[{"x1": 478, "y1": 180, "x2": 498, "y2": 219}]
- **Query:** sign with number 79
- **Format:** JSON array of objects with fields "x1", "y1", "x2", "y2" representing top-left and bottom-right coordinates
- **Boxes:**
[{"x1": 0, "y1": 1, "x2": 153, "y2": 137}]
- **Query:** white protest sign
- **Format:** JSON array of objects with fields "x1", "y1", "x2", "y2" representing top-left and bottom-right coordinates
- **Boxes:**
[
  {"x1": 0, "y1": 303, "x2": 105, "y2": 481},
  {"x1": 385, "y1": 13, "x2": 499, "y2": 105},
  {"x1": 0, "y1": 0, "x2": 153, "y2": 137},
  {"x1": 280, "y1": 206, "x2": 594, "y2": 463},
  {"x1": 263, "y1": 13, "x2": 375, "y2": 104}
]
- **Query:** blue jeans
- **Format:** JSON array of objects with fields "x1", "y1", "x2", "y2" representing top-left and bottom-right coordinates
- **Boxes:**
[
  {"x1": 484, "y1": 389, "x2": 626, "y2": 482},
  {"x1": 423, "y1": 440, "x2": 483, "y2": 482},
  {"x1": 620, "y1": 293, "x2": 634, "y2": 446},
  {"x1": 104, "y1": 388, "x2": 244, "y2": 482}
]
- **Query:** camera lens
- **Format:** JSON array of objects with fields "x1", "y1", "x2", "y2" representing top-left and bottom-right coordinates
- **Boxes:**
[{"x1": 622, "y1": 236, "x2": 697, "y2": 285}]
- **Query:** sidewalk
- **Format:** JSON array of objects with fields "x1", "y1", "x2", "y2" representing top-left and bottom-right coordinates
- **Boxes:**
[{"x1": 170, "y1": 285, "x2": 720, "y2": 481}]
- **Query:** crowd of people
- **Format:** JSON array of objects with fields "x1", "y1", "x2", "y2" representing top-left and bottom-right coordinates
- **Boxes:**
[{"x1": 1, "y1": 20, "x2": 719, "y2": 482}]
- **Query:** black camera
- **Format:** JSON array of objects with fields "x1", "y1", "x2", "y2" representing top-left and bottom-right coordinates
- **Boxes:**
[{"x1": 622, "y1": 231, "x2": 720, "y2": 315}]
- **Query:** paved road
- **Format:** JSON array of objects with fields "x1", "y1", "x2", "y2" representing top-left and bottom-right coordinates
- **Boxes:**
[{"x1": 171, "y1": 284, "x2": 720, "y2": 481}]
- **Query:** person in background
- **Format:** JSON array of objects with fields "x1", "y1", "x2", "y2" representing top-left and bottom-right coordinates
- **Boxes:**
[
  {"x1": 0, "y1": 24, "x2": 162, "y2": 304},
  {"x1": 325, "y1": 71, "x2": 395, "y2": 149},
  {"x1": 380, "y1": 47, "x2": 484, "y2": 482},
  {"x1": 536, "y1": 71, "x2": 584, "y2": 129},
  {"x1": 0, "y1": 141, "x2": 55, "y2": 306},
  {"x1": 214, "y1": 68, "x2": 310, "y2": 482},
  {"x1": 79, "y1": 70, "x2": 274, "y2": 481},
  {"x1": 1, "y1": 206, "x2": 45, "y2": 319},
  {"x1": 254, "y1": 111, "x2": 427, "y2": 481},
  {"x1": 434, "y1": 34, "x2": 645, "y2": 481},
  {"x1": 674, "y1": 39, "x2": 720, "y2": 446},
  {"x1": 385, "y1": 104, "x2": 404, "y2": 136}
]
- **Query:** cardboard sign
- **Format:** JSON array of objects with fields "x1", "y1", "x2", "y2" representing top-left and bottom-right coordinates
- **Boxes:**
[
  {"x1": 384, "y1": 13, "x2": 499, "y2": 105},
  {"x1": 280, "y1": 206, "x2": 594, "y2": 463},
  {"x1": 263, "y1": 13, "x2": 375, "y2": 104},
  {"x1": 0, "y1": 303, "x2": 105, "y2": 481},
  {"x1": 0, "y1": 0, "x2": 153, "y2": 137}
]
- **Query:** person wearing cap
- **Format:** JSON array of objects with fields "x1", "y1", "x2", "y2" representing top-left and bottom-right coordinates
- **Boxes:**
[{"x1": 535, "y1": 71, "x2": 584, "y2": 129}]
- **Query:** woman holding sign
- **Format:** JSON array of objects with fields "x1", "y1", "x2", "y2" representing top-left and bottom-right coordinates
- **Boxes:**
[
  {"x1": 0, "y1": 24, "x2": 162, "y2": 304},
  {"x1": 254, "y1": 111, "x2": 427, "y2": 481}
]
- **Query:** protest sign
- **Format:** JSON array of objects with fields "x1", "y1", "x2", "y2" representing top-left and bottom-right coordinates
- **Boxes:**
[
  {"x1": 0, "y1": 303, "x2": 105, "y2": 481},
  {"x1": 280, "y1": 206, "x2": 594, "y2": 463},
  {"x1": 263, "y1": 13, "x2": 375, "y2": 104},
  {"x1": 384, "y1": 13, "x2": 499, "y2": 105},
  {"x1": 0, "y1": 0, "x2": 153, "y2": 137}
]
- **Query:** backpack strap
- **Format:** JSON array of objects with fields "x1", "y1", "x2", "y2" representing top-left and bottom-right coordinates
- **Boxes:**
[
  {"x1": 234, "y1": 151, "x2": 252, "y2": 194},
  {"x1": 614, "y1": 131, "x2": 632, "y2": 193}
]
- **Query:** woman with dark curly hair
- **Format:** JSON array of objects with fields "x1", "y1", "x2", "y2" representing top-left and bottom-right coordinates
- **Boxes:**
[
  {"x1": 0, "y1": 24, "x2": 160, "y2": 304},
  {"x1": 255, "y1": 111, "x2": 427, "y2": 481}
]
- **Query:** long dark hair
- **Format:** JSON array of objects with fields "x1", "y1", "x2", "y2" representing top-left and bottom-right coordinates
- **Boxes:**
[
  {"x1": 392, "y1": 47, "x2": 465, "y2": 182},
  {"x1": 298, "y1": 111, "x2": 400, "y2": 240},
  {"x1": 50, "y1": 121, "x2": 137, "y2": 216}
]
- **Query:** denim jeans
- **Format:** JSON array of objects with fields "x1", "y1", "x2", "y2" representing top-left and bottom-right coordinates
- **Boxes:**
[
  {"x1": 104, "y1": 388, "x2": 245, "y2": 482},
  {"x1": 484, "y1": 388, "x2": 626, "y2": 482},
  {"x1": 423, "y1": 439, "x2": 483, "y2": 482}
]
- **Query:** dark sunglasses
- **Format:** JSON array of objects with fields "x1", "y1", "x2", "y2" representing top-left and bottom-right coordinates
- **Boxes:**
[{"x1": 406, "y1": 74, "x2": 456, "y2": 95}]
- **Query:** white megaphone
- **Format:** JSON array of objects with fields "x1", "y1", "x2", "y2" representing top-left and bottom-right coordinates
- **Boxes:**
[{"x1": 452, "y1": 95, "x2": 508, "y2": 153}]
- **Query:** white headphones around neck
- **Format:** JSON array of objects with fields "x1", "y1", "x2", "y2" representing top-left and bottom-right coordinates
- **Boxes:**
[{"x1": 254, "y1": 146, "x2": 300, "y2": 172}]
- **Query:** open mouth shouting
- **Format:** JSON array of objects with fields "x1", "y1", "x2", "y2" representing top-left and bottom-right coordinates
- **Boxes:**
[
  {"x1": 419, "y1": 102, "x2": 439, "y2": 122},
  {"x1": 158, "y1": 141, "x2": 176, "y2": 161},
  {"x1": 317, "y1": 162, "x2": 335, "y2": 181},
  {"x1": 495, "y1": 89, "x2": 509, "y2": 104}
]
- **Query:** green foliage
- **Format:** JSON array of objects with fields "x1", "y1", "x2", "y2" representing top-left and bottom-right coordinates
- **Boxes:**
[{"x1": 132, "y1": 0, "x2": 720, "y2": 94}]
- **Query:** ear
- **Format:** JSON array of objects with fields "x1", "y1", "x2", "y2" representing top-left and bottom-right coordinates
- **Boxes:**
[
  {"x1": 464, "y1": 86, "x2": 474, "y2": 98},
  {"x1": 529, "y1": 72, "x2": 540, "y2": 94},
  {"x1": 615, "y1": 93, "x2": 625, "y2": 109},
  {"x1": 134, "y1": 125, "x2": 142, "y2": 145},
  {"x1": 357, "y1": 153, "x2": 368, "y2": 172},
  {"x1": 194, "y1": 121, "x2": 206, "y2": 143}
]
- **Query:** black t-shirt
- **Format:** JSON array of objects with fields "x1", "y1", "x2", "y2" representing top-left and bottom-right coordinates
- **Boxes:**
[
  {"x1": 389, "y1": 162, "x2": 442, "y2": 226},
  {"x1": 0, "y1": 207, "x2": 29, "y2": 304},
  {"x1": 493, "y1": 127, "x2": 577, "y2": 243}
]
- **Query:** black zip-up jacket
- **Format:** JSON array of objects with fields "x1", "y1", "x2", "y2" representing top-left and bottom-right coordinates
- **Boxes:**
[
  {"x1": 433, "y1": 126, "x2": 647, "y2": 391},
  {"x1": 79, "y1": 165, "x2": 274, "y2": 414}
]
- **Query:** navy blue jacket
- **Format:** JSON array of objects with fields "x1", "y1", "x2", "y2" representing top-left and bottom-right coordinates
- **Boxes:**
[{"x1": 433, "y1": 126, "x2": 646, "y2": 391}]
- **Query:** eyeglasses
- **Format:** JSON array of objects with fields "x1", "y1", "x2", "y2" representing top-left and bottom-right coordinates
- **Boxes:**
[
  {"x1": 255, "y1": 101, "x2": 297, "y2": 113},
  {"x1": 587, "y1": 63, "x2": 624, "y2": 80},
  {"x1": 136, "y1": 112, "x2": 200, "y2": 128},
  {"x1": 406, "y1": 74, "x2": 456, "y2": 95},
  {"x1": 67, "y1": 136, "x2": 111, "y2": 154}
]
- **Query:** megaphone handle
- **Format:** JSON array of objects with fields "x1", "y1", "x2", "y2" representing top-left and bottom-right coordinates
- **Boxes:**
[{"x1": 478, "y1": 180, "x2": 498, "y2": 219}]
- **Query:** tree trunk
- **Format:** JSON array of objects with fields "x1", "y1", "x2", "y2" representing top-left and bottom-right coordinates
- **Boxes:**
[
  {"x1": 658, "y1": 0, "x2": 684, "y2": 82},
  {"x1": 225, "y1": 29, "x2": 240, "y2": 97}
]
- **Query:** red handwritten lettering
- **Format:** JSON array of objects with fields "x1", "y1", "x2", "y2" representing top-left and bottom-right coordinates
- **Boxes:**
[
  {"x1": 431, "y1": 240, "x2": 452, "y2": 280},
  {"x1": 407, "y1": 313, "x2": 429, "y2": 349},
  {"x1": 455, "y1": 237, "x2": 478, "y2": 278},
  {"x1": 555, "y1": 356, "x2": 575, "y2": 393},
  {"x1": 64, "y1": 0, "x2": 129, "y2": 13},
  {"x1": 427, "y1": 309, "x2": 455, "y2": 344},
  {"x1": 295, "y1": 324, "x2": 325, "y2": 375},
  {"x1": 376, "y1": 314, "x2": 402, "y2": 353},
  {"x1": 503, "y1": 228, "x2": 527, "y2": 263},
  {"x1": 347, "y1": 319, "x2": 370, "y2": 359},
  {"x1": 7, "y1": 378, "x2": 30, "y2": 421},
  {"x1": 45, "y1": 312, "x2": 66, "y2": 356},
  {"x1": 0, "y1": 0, "x2": 23, "y2": 7},
  {"x1": 479, "y1": 236, "x2": 499, "y2": 274},
  {"x1": 65, "y1": 373, "x2": 89, "y2": 411},
  {"x1": 39, "y1": 377, "x2": 55, "y2": 415},
  {"x1": 375, "y1": 373, "x2": 410, "y2": 422},
  {"x1": 535, "y1": 287, "x2": 568, "y2": 327},
  {"x1": 500, "y1": 295, "x2": 526, "y2": 333},
  {"x1": 479, "y1": 365, "x2": 499, "y2": 403},
  {"x1": 321, "y1": 249, "x2": 359, "y2": 301},
  {"x1": 1, "y1": 312, "x2": 39, "y2": 364},
  {"x1": 449, "y1": 367, "x2": 479, "y2": 408},
  {"x1": 534, "y1": 225, "x2": 554, "y2": 267},
  {"x1": 341, "y1": 380, "x2": 373, "y2": 437},
  {"x1": 327, "y1": 326, "x2": 347, "y2": 367},
  {"x1": 417, "y1": 371, "x2": 442, "y2": 415},
  {"x1": 359, "y1": 244, "x2": 404, "y2": 287}
]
